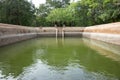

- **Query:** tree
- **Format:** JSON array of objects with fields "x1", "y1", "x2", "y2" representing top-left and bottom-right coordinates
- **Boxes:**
[
  {"x1": 0, "y1": 0, "x2": 120, "y2": 27},
  {"x1": 46, "y1": 0, "x2": 70, "y2": 8},
  {"x1": 36, "y1": 4, "x2": 52, "y2": 27},
  {"x1": 46, "y1": 6, "x2": 75, "y2": 26},
  {"x1": 72, "y1": 0, "x2": 120, "y2": 26},
  {"x1": 98, "y1": 0, "x2": 120, "y2": 22},
  {"x1": 0, "y1": 0, "x2": 36, "y2": 26}
]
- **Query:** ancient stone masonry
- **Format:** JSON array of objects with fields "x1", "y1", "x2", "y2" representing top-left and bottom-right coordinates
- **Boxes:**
[
  {"x1": 0, "y1": 22, "x2": 120, "y2": 46},
  {"x1": 0, "y1": 23, "x2": 40, "y2": 46},
  {"x1": 83, "y1": 22, "x2": 120, "y2": 45},
  {"x1": 84, "y1": 22, "x2": 120, "y2": 34}
]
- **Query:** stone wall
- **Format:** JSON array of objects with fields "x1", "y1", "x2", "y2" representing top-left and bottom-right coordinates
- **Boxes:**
[
  {"x1": 0, "y1": 23, "x2": 39, "y2": 46},
  {"x1": 84, "y1": 22, "x2": 120, "y2": 34},
  {"x1": 83, "y1": 22, "x2": 120, "y2": 45},
  {"x1": 0, "y1": 22, "x2": 120, "y2": 46},
  {"x1": 83, "y1": 38, "x2": 120, "y2": 60}
]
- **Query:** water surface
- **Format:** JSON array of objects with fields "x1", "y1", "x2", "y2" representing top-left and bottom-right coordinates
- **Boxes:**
[{"x1": 0, "y1": 38, "x2": 120, "y2": 80}]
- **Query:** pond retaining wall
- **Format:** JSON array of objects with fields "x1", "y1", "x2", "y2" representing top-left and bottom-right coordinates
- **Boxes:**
[
  {"x1": 83, "y1": 22, "x2": 120, "y2": 45},
  {"x1": 0, "y1": 23, "x2": 39, "y2": 46},
  {"x1": 0, "y1": 22, "x2": 120, "y2": 46}
]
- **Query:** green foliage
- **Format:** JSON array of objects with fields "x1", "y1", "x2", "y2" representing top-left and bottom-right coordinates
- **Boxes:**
[
  {"x1": 0, "y1": 0, "x2": 120, "y2": 27},
  {"x1": 46, "y1": 7, "x2": 75, "y2": 26},
  {"x1": 46, "y1": 0, "x2": 70, "y2": 8},
  {"x1": 36, "y1": 0, "x2": 71, "y2": 27},
  {"x1": 71, "y1": 0, "x2": 120, "y2": 26},
  {"x1": 0, "y1": 0, "x2": 36, "y2": 26},
  {"x1": 35, "y1": 4, "x2": 51, "y2": 27}
]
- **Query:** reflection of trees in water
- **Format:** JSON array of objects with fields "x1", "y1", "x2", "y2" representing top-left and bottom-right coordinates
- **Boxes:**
[
  {"x1": 37, "y1": 39, "x2": 120, "y2": 78},
  {"x1": 0, "y1": 41, "x2": 36, "y2": 77},
  {"x1": 0, "y1": 38, "x2": 120, "y2": 79}
]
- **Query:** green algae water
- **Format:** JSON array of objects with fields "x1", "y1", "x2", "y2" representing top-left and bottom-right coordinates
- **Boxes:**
[{"x1": 0, "y1": 38, "x2": 120, "y2": 80}]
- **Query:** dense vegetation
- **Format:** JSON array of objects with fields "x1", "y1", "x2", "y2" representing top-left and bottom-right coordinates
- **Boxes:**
[
  {"x1": 0, "y1": 0, "x2": 36, "y2": 26},
  {"x1": 0, "y1": 0, "x2": 120, "y2": 27}
]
